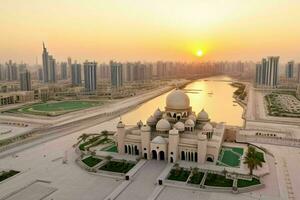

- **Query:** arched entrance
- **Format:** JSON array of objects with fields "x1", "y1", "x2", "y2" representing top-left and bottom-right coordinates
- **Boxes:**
[
  {"x1": 206, "y1": 156, "x2": 214, "y2": 162},
  {"x1": 159, "y1": 151, "x2": 165, "y2": 160},
  {"x1": 170, "y1": 157, "x2": 174, "y2": 163},
  {"x1": 152, "y1": 150, "x2": 157, "y2": 160},
  {"x1": 144, "y1": 153, "x2": 147, "y2": 159}
]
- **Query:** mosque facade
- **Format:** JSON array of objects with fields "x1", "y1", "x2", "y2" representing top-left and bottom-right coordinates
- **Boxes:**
[{"x1": 115, "y1": 89, "x2": 225, "y2": 164}]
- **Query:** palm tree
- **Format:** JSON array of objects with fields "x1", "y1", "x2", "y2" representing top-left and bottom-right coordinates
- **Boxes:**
[
  {"x1": 243, "y1": 146, "x2": 265, "y2": 175},
  {"x1": 73, "y1": 133, "x2": 100, "y2": 147}
]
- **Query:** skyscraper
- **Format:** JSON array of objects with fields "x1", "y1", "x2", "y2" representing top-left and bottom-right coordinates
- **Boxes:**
[
  {"x1": 42, "y1": 43, "x2": 56, "y2": 83},
  {"x1": 38, "y1": 68, "x2": 43, "y2": 81},
  {"x1": 6, "y1": 60, "x2": 18, "y2": 81},
  {"x1": 286, "y1": 61, "x2": 294, "y2": 79},
  {"x1": 110, "y1": 61, "x2": 123, "y2": 88},
  {"x1": 255, "y1": 56, "x2": 279, "y2": 88},
  {"x1": 20, "y1": 70, "x2": 32, "y2": 91},
  {"x1": 84, "y1": 61, "x2": 97, "y2": 92},
  {"x1": 61, "y1": 62, "x2": 67, "y2": 80},
  {"x1": 71, "y1": 63, "x2": 82, "y2": 86}
]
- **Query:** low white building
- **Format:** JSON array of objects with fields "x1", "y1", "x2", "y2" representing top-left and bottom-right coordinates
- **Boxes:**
[{"x1": 115, "y1": 89, "x2": 225, "y2": 164}]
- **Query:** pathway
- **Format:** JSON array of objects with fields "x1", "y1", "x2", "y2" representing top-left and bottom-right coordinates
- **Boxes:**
[{"x1": 115, "y1": 160, "x2": 167, "y2": 200}]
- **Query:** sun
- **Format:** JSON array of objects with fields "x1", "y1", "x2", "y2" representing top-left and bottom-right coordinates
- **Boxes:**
[{"x1": 196, "y1": 50, "x2": 203, "y2": 57}]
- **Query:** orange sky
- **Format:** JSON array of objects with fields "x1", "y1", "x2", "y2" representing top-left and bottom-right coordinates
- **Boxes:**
[{"x1": 1, "y1": 0, "x2": 300, "y2": 64}]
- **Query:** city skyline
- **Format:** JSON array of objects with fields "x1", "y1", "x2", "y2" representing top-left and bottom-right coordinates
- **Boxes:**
[{"x1": 1, "y1": 0, "x2": 300, "y2": 64}]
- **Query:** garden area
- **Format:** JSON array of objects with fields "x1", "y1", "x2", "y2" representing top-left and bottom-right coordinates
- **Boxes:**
[
  {"x1": 204, "y1": 173, "x2": 233, "y2": 187},
  {"x1": 99, "y1": 160, "x2": 135, "y2": 173},
  {"x1": 0, "y1": 170, "x2": 20, "y2": 183},
  {"x1": 4, "y1": 100, "x2": 103, "y2": 117},
  {"x1": 167, "y1": 167, "x2": 191, "y2": 182},
  {"x1": 237, "y1": 178, "x2": 260, "y2": 188},
  {"x1": 76, "y1": 131, "x2": 114, "y2": 151},
  {"x1": 81, "y1": 156, "x2": 102, "y2": 167},
  {"x1": 187, "y1": 170, "x2": 204, "y2": 185},
  {"x1": 265, "y1": 92, "x2": 300, "y2": 118}
]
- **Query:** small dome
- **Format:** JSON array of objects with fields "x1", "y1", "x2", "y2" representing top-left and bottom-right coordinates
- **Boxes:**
[
  {"x1": 156, "y1": 119, "x2": 171, "y2": 131},
  {"x1": 174, "y1": 121, "x2": 185, "y2": 131},
  {"x1": 169, "y1": 128, "x2": 179, "y2": 135},
  {"x1": 146, "y1": 115, "x2": 157, "y2": 126},
  {"x1": 203, "y1": 122, "x2": 213, "y2": 131},
  {"x1": 117, "y1": 121, "x2": 125, "y2": 128},
  {"x1": 153, "y1": 108, "x2": 162, "y2": 119},
  {"x1": 188, "y1": 114, "x2": 196, "y2": 122},
  {"x1": 141, "y1": 124, "x2": 151, "y2": 132},
  {"x1": 152, "y1": 136, "x2": 167, "y2": 144},
  {"x1": 166, "y1": 89, "x2": 190, "y2": 110},
  {"x1": 185, "y1": 119, "x2": 195, "y2": 127},
  {"x1": 197, "y1": 109, "x2": 209, "y2": 121}
]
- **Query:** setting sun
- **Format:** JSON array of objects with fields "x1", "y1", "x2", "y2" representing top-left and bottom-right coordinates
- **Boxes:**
[{"x1": 196, "y1": 50, "x2": 203, "y2": 57}]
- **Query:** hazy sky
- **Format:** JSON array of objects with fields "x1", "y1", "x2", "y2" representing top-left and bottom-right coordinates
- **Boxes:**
[{"x1": 1, "y1": 0, "x2": 300, "y2": 64}]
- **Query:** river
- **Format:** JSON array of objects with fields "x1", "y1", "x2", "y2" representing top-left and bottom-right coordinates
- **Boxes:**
[{"x1": 122, "y1": 75, "x2": 244, "y2": 126}]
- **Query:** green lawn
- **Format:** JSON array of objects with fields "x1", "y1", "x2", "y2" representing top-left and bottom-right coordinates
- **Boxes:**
[
  {"x1": 167, "y1": 168, "x2": 191, "y2": 182},
  {"x1": 99, "y1": 161, "x2": 135, "y2": 173},
  {"x1": 5, "y1": 101, "x2": 103, "y2": 116},
  {"x1": 237, "y1": 178, "x2": 260, "y2": 188},
  {"x1": 101, "y1": 144, "x2": 118, "y2": 152},
  {"x1": 82, "y1": 156, "x2": 102, "y2": 167},
  {"x1": 188, "y1": 171, "x2": 204, "y2": 185},
  {"x1": 204, "y1": 173, "x2": 233, "y2": 187},
  {"x1": 0, "y1": 170, "x2": 20, "y2": 182}
]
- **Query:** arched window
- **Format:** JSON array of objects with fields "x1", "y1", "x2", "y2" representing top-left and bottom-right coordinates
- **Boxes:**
[
  {"x1": 191, "y1": 152, "x2": 194, "y2": 162},
  {"x1": 188, "y1": 152, "x2": 191, "y2": 161},
  {"x1": 195, "y1": 152, "x2": 198, "y2": 162},
  {"x1": 125, "y1": 145, "x2": 128, "y2": 153}
]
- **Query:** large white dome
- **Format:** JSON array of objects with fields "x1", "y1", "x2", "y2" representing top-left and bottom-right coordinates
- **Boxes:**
[
  {"x1": 156, "y1": 119, "x2": 171, "y2": 131},
  {"x1": 166, "y1": 89, "x2": 190, "y2": 110}
]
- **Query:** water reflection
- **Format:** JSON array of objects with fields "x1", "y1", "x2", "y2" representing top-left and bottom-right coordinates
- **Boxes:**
[{"x1": 122, "y1": 75, "x2": 244, "y2": 126}]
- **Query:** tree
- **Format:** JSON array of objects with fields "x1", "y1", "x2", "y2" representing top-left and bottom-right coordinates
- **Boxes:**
[{"x1": 243, "y1": 146, "x2": 265, "y2": 175}]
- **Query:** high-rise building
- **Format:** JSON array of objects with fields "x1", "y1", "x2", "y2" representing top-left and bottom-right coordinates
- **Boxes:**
[
  {"x1": 42, "y1": 43, "x2": 56, "y2": 83},
  {"x1": 48, "y1": 55, "x2": 56, "y2": 83},
  {"x1": 0, "y1": 64, "x2": 5, "y2": 81},
  {"x1": 71, "y1": 63, "x2": 82, "y2": 86},
  {"x1": 255, "y1": 56, "x2": 279, "y2": 88},
  {"x1": 67, "y1": 57, "x2": 72, "y2": 79},
  {"x1": 60, "y1": 62, "x2": 67, "y2": 80},
  {"x1": 6, "y1": 60, "x2": 18, "y2": 81},
  {"x1": 110, "y1": 61, "x2": 123, "y2": 88},
  {"x1": 84, "y1": 61, "x2": 97, "y2": 91},
  {"x1": 20, "y1": 70, "x2": 32, "y2": 91},
  {"x1": 286, "y1": 61, "x2": 294, "y2": 79},
  {"x1": 38, "y1": 68, "x2": 43, "y2": 81}
]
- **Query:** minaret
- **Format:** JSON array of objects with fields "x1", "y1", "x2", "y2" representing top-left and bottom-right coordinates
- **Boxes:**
[
  {"x1": 141, "y1": 125, "x2": 151, "y2": 159},
  {"x1": 116, "y1": 120, "x2": 125, "y2": 154},
  {"x1": 197, "y1": 132, "x2": 207, "y2": 164},
  {"x1": 168, "y1": 128, "x2": 179, "y2": 163}
]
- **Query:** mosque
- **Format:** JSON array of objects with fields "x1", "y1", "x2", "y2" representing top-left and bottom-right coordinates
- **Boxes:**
[{"x1": 115, "y1": 89, "x2": 225, "y2": 164}]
